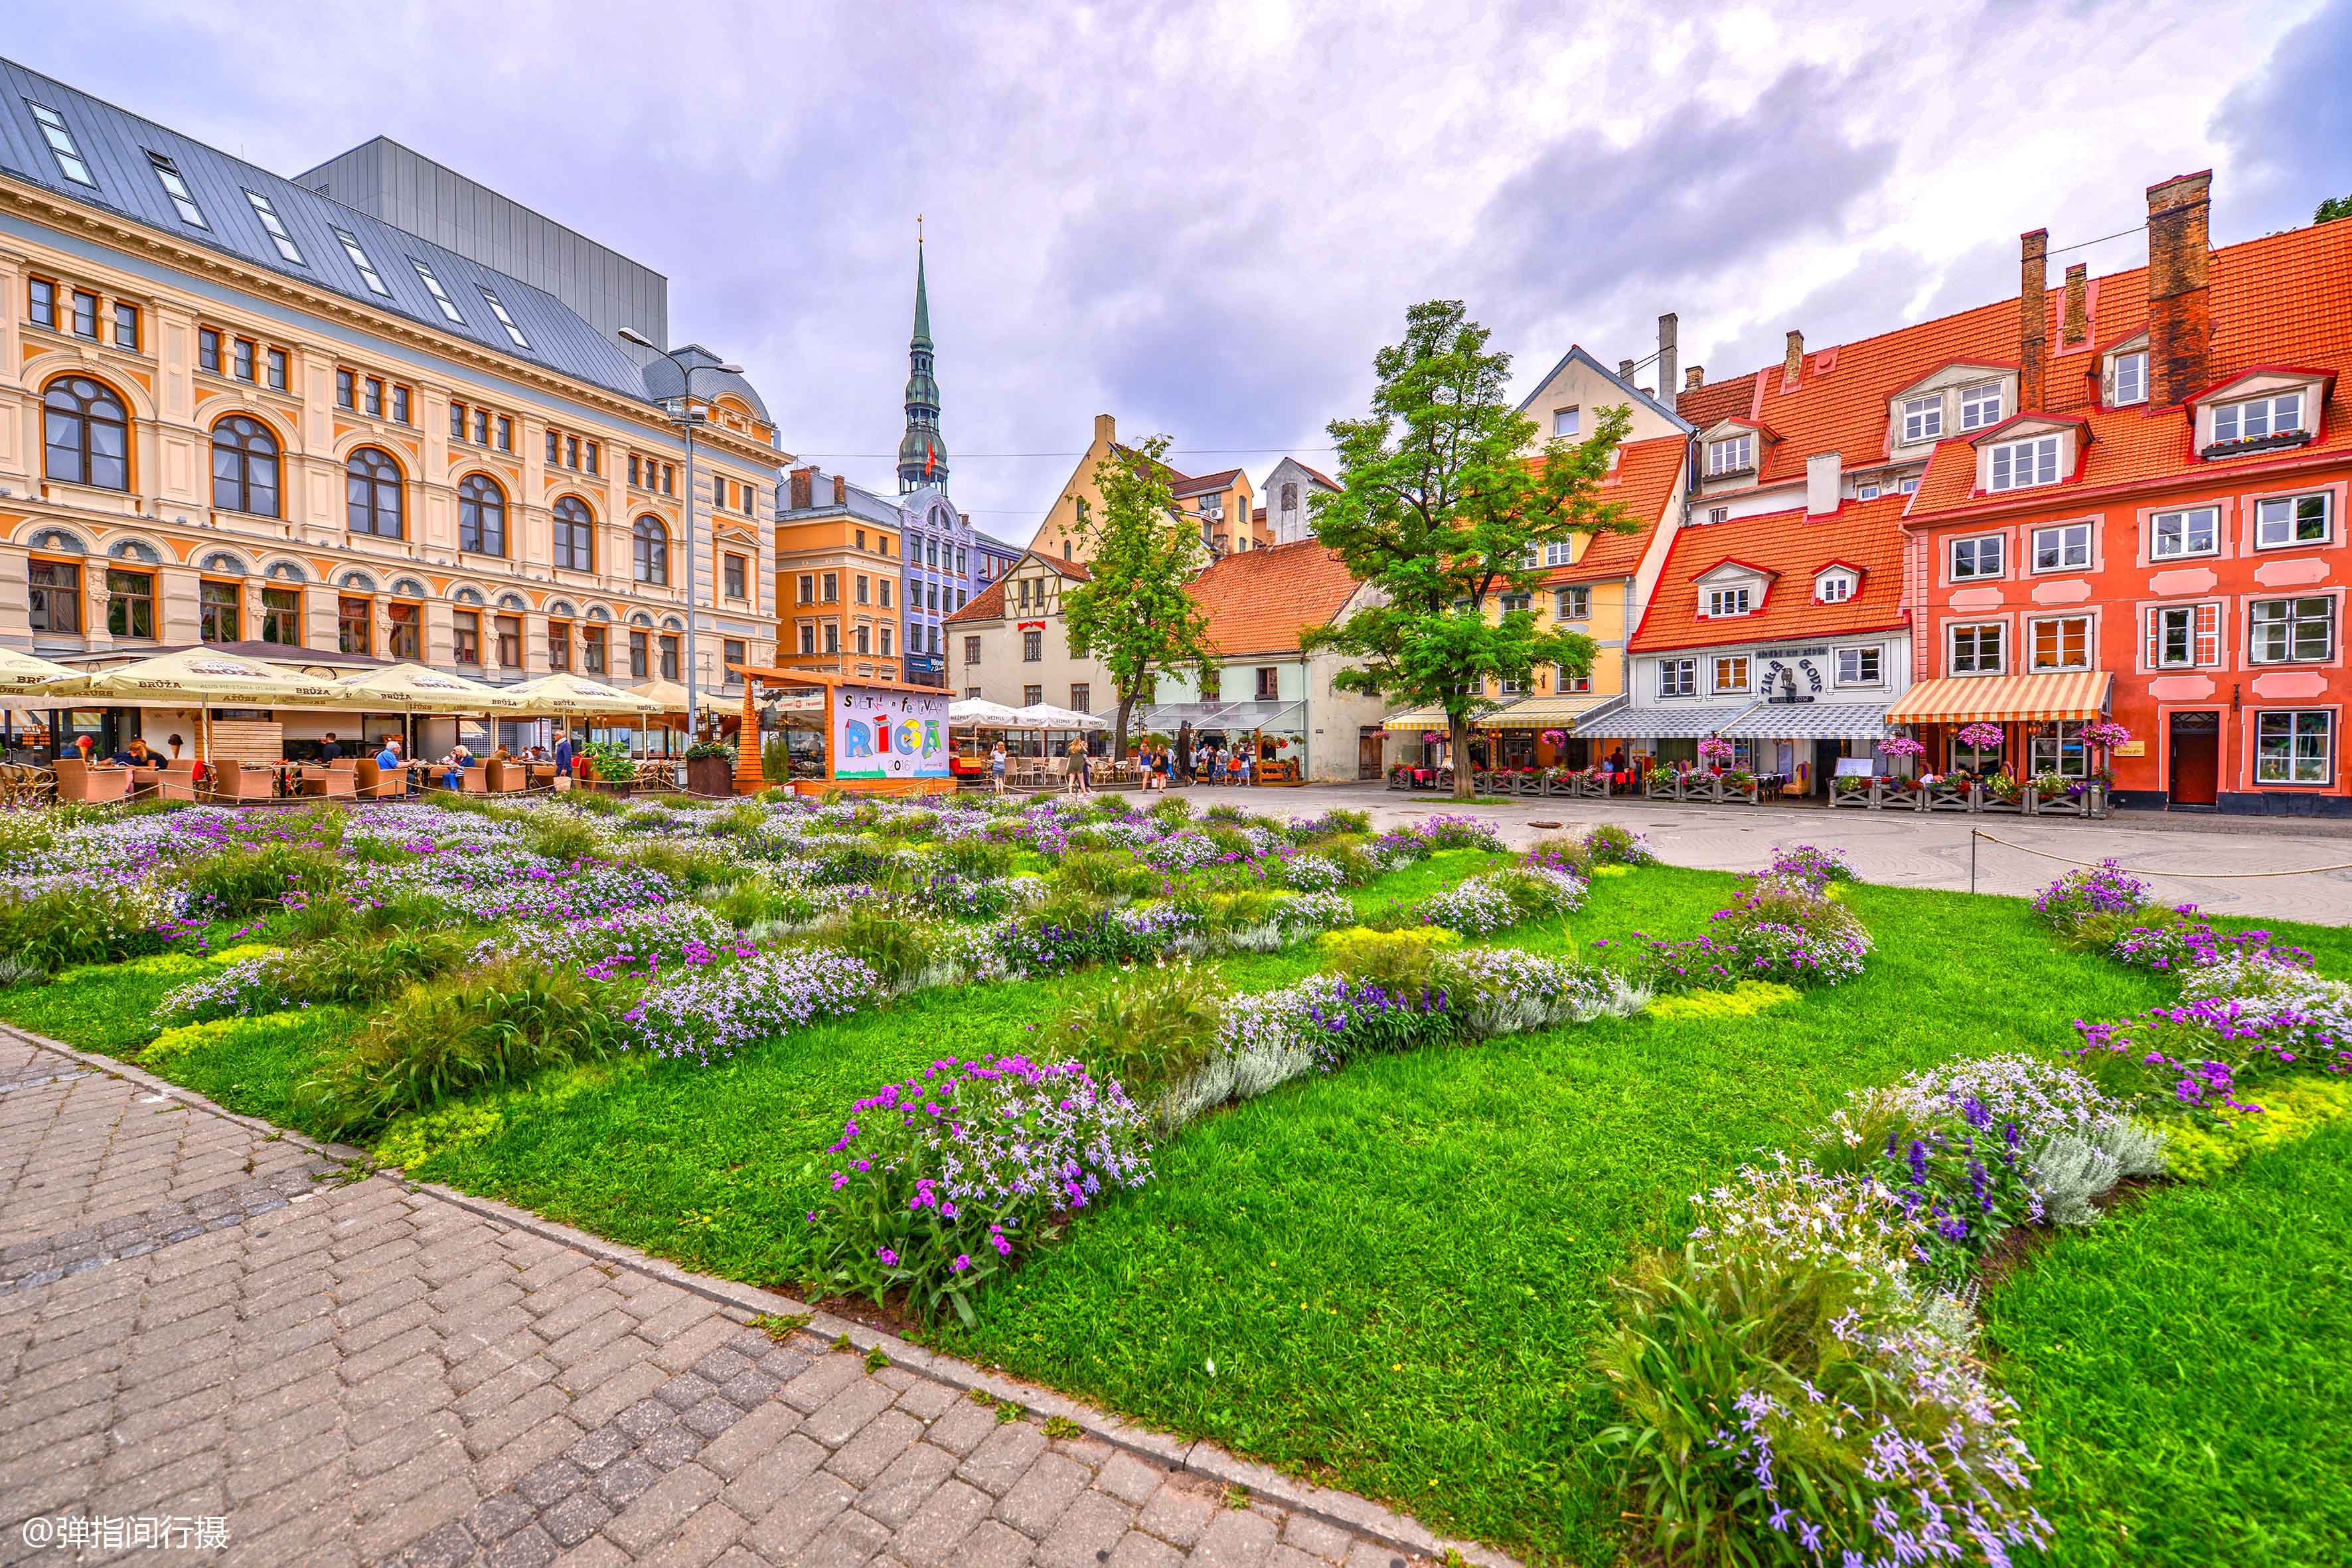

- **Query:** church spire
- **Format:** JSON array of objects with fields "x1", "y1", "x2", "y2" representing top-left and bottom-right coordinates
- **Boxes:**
[{"x1": 898, "y1": 222, "x2": 946, "y2": 493}]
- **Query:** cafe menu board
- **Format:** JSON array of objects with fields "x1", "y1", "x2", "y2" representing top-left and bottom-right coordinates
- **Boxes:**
[{"x1": 832, "y1": 685, "x2": 950, "y2": 780}]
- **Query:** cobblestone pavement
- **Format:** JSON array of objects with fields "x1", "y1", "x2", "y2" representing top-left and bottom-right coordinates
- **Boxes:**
[
  {"x1": 1207, "y1": 781, "x2": 2352, "y2": 923},
  {"x1": 0, "y1": 1034, "x2": 1512, "y2": 1568}
]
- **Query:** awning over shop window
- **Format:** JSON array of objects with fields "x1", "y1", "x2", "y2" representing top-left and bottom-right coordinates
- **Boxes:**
[
  {"x1": 1719, "y1": 702, "x2": 1890, "y2": 740},
  {"x1": 1119, "y1": 700, "x2": 1306, "y2": 734},
  {"x1": 1487, "y1": 693, "x2": 1624, "y2": 730},
  {"x1": 1381, "y1": 704, "x2": 1456, "y2": 734},
  {"x1": 1884, "y1": 672, "x2": 2113, "y2": 726},
  {"x1": 1616, "y1": 702, "x2": 1763, "y2": 739}
]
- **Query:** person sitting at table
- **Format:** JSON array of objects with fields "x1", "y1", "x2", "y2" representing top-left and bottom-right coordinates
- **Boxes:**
[
  {"x1": 441, "y1": 742, "x2": 473, "y2": 791},
  {"x1": 318, "y1": 732, "x2": 344, "y2": 762},
  {"x1": 374, "y1": 735, "x2": 403, "y2": 789}
]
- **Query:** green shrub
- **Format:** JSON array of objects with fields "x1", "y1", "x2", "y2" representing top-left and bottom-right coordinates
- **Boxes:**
[
  {"x1": 937, "y1": 835, "x2": 1016, "y2": 880},
  {"x1": 1145, "y1": 795, "x2": 1194, "y2": 827},
  {"x1": 1318, "y1": 925, "x2": 1456, "y2": 992},
  {"x1": 1050, "y1": 963, "x2": 1228, "y2": 1093},
  {"x1": 521, "y1": 811, "x2": 600, "y2": 863},
  {"x1": 628, "y1": 841, "x2": 743, "y2": 891},
  {"x1": 1052, "y1": 850, "x2": 1162, "y2": 900},
  {"x1": 0, "y1": 884, "x2": 169, "y2": 977},
  {"x1": 276, "y1": 928, "x2": 475, "y2": 1010},
  {"x1": 1582, "y1": 823, "x2": 1656, "y2": 866},
  {"x1": 705, "y1": 803, "x2": 768, "y2": 838},
  {"x1": 566, "y1": 787, "x2": 627, "y2": 816},
  {"x1": 173, "y1": 841, "x2": 344, "y2": 920},
  {"x1": 1524, "y1": 836, "x2": 1596, "y2": 877},
  {"x1": 813, "y1": 903, "x2": 946, "y2": 988},
  {"x1": 303, "y1": 962, "x2": 627, "y2": 1133}
]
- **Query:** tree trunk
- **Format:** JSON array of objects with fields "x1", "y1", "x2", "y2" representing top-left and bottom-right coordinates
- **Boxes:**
[
  {"x1": 1450, "y1": 711, "x2": 1474, "y2": 800},
  {"x1": 1115, "y1": 694, "x2": 1136, "y2": 761}
]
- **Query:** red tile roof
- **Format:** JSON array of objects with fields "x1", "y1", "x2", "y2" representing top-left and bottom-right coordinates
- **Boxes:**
[
  {"x1": 1545, "y1": 432, "x2": 1688, "y2": 583},
  {"x1": 1907, "y1": 218, "x2": 2352, "y2": 517},
  {"x1": 942, "y1": 554, "x2": 1089, "y2": 625},
  {"x1": 1628, "y1": 493, "x2": 1910, "y2": 653},
  {"x1": 1171, "y1": 468, "x2": 1244, "y2": 496},
  {"x1": 1182, "y1": 540, "x2": 1362, "y2": 657}
]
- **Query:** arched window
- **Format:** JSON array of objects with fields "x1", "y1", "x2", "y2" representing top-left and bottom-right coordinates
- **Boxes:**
[
  {"x1": 43, "y1": 376, "x2": 129, "y2": 491},
  {"x1": 458, "y1": 474, "x2": 507, "y2": 556},
  {"x1": 210, "y1": 416, "x2": 280, "y2": 516},
  {"x1": 552, "y1": 497, "x2": 594, "y2": 572},
  {"x1": 345, "y1": 447, "x2": 404, "y2": 537},
  {"x1": 632, "y1": 516, "x2": 669, "y2": 586}
]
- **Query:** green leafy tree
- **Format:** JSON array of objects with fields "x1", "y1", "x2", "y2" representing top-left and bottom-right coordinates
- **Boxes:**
[
  {"x1": 1061, "y1": 434, "x2": 1220, "y2": 758},
  {"x1": 2317, "y1": 193, "x2": 2352, "y2": 225},
  {"x1": 1301, "y1": 299, "x2": 1635, "y2": 799}
]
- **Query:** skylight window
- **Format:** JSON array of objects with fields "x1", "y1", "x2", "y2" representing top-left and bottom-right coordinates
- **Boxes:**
[
  {"x1": 244, "y1": 191, "x2": 303, "y2": 266},
  {"x1": 145, "y1": 151, "x2": 208, "y2": 229},
  {"x1": 478, "y1": 287, "x2": 530, "y2": 350},
  {"x1": 333, "y1": 227, "x2": 391, "y2": 296},
  {"x1": 410, "y1": 259, "x2": 465, "y2": 326},
  {"x1": 27, "y1": 102, "x2": 94, "y2": 187}
]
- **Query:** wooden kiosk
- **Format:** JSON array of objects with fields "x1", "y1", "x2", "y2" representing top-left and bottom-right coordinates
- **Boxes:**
[{"x1": 730, "y1": 666, "x2": 958, "y2": 798}]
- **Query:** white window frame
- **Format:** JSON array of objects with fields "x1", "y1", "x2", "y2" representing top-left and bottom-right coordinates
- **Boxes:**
[
  {"x1": 2147, "y1": 603, "x2": 2221, "y2": 670},
  {"x1": 27, "y1": 102, "x2": 95, "y2": 187},
  {"x1": 2256, "y1": 710, "x2": 2334, "y2": 785},
  {"x1": 2029, "y1": 719, "x2": 2090, "y2": 779},
  {"x1": 1958, "y1": 381, "x2": 2005, "y2": 431},
  {"x1": 1949, "y1": 534, "x2": 2005, "y2": 581},
  {"x1": 2150, "y1": 505, "x2": 2220, "y2": 560},
  {"x1": 2254, "y1": 492, "x2": 2333, "y2": 550},
  {"x1": 2027, "y1": 614, "x2": 2092, "y2": 672},
  {"x1": 1705, "y1": 433, "x2": 1754, "y2": 477},
  {"x1": 1854, "y1": 483, "x2": 1881, "y2": 502},
  {"x1": 1554, "y1": 585, "x2": 1590, "y2": 621},
  {"x1": 1541, "y1": 540, "x2": 1574, "y2": 568},
  {"x1": 1711, "y1": 655, "x2": 1751, "y2": 695},
  {"x1": 1988, "y1": 435, "x2": 2061, "y2": 493},
  {"x1": 478, "y1": 287, "x2": 530, "y2": 350},
  {"x1": 1950, "y1": 621, "x2": 2006, "y2": 675},
  {"x1": 245, "y1": 191, "x2": 303, "y2": 266},
  {"x1": 1658, "y1": 658, "x2": 1696, "y2": 698},
  {"x1": 411, "y1": 260, "x2": 467, "y2": 325},
  {"x1": 1899, "y1": 394, "x2": 1944, "y2": 444},
  {"x1": 146, "y1": 151, "x2": 208, "y2": 229},
  {"x1": 1552, "y1": 406, "x2": 1581, "y2": 438},
  {"x1": 1836, "y1": 646, "x2": 1882, "y2": 686},
  {"x1": 1899, "y1": 476, "x2": 1921, "y2": 495},
  {"x1": 2031, "y1": 522, "x2": 2092, "y2": 573},
  {"x1": 334, "y1": 228, "x2": 391, "y2": 297},
  {"x1": 1705, "y1": 586, "x2": 1752, "y2": 618},
  {"x1": 2213, "y1": 392, "x2": 2304, "y2": 445},
  {"x1": 2249, "y1": 596, "x2": 2335, "y2": 665},
  {"x1": 1816, "y1": 572, "x2": 1854, "y2": 603},
  {"x1": 2114, "y1": 351, "x2": 2148, "y2": 406}
]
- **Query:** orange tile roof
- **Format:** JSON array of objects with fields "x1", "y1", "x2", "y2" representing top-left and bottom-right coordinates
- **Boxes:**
[
  {"x1": 1628, "y1": 493, "x2": 1911, "y2": 653},
  {"x1": 943, "y1": 574, "x2": 1008, "y2": 625},
  {"x1": 1182, "y1": 540, "x2": 1362, "y2": 657},
  {"x1": 1906, "y1": 218, "x2": 2352, "y2": 516},
  {"x1": 1545, "y1": 432, "x2": 1687, "y2": 583}
]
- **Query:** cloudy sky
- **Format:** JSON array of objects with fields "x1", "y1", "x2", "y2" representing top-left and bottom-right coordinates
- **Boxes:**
[{"x1": 13, "y1": 1, "x2": 2350, "y2": 542}]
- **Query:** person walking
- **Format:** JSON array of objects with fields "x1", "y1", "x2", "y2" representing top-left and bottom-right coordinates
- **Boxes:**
[
  {"x1": 1150, "y1": 744, "x2": 1172, "y2": 792},
  {"x1": 1066, "y1": 736, "x2": 1091, "y2": 794},
  {"x1": 990, "y1": 740, "x2": 1008, "y2": 796}
]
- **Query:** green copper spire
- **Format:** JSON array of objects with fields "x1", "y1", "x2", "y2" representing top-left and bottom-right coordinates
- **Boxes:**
[{"x1": 899, "y1": 224, "x2": 947, "y2": 493}]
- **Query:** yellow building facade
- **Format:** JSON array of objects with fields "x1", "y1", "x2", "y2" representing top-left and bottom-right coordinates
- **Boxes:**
[{"x1": 774, "y1": 468, "x2": 905, "y2": 682}]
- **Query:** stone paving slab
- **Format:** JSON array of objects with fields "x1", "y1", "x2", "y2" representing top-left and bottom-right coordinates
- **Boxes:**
[{"x1": 0, "y1": 1032, "x2": 1517, "y2": 1568}]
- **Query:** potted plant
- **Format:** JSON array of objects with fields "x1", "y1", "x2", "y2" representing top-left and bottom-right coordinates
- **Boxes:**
[
  {"x1": 1386, "y1": 760, "x2": 1411, "y2": 791},
  {"x1": 580, "y1": 739, "x2": 638, "y2": 795},
  {"x1": 1644, "y1": 764, "x2": 1682, "y2": 800},
  {"x1": 1981, "y1": 771, "x2": 2024, "y2": 812},
  {"x1": 684, "y1": 740, "x2": 736, "y2": 798}
]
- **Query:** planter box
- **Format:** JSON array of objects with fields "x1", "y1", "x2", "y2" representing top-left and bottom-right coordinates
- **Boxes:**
[
  {"x1": 1830, "y1": 783, "x2": 1871, "y2": 810},
  {"x1": 1386, "y1": 771, "x2": 1409, "y2": 791},
  {"x1": 579, "y1": 777, "x2": 636, "y2": 797},
  {"x1": 1980, "y1": 788, "x2": 2025, "y2": 814},
  {"x1": 1571, "y1": 773, "x2": 1614, "y2": 799},
  {"x1": 1924, "y1": 782, "x2": 1975, "y2": 813},
  {"x1": 1872, "y1": 782, "x2": 1927, "y2": 812},
  {"x1": 1644, "y1": 777, "x2": 1682, "y2": 801},
  {"x1": 685, "y1": 757, "x2": 735, "y2": 798}
]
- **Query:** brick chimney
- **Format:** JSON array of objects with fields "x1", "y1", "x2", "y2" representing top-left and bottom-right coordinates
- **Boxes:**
[
  {"x1": 1657, "y1": 313, "x2": 1678, "y2": 405},
  {"x1": 1782, "y1": 330, "x2": 1804, "y2": 384},
  {"x1": 2019, "y1": 228, "x2": 2048, "y2": 411},
  {"x1": 788, "y1": 465, "x2": 815, "y2": 511},
  {"x1": 1618, "y1": 357, "x2": 1636, "y2": 380},
  {"x1": 2146, "y1": 171, "x2": 2213, "y2": 406},
  {"x1": 2061, "y1": 263, "x2": 2088, "y2": 345},
  {"x1": 1093, "y1": 413, "x2": 1116, "y2": 447},
  {"x1": 831, "y1": 475, "x2": 847, "y2": 505},
  {"x1": 1684, "y1": 365, "x2": 1704, "y2": 392}
]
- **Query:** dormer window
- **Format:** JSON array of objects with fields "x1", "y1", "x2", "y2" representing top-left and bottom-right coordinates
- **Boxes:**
[
  {"x1": 1706, "y1": 586, "x2": 1752, "y2": 617},
  {"x1": 1958, "y1": 382, "x2": 2005, "y2": 431},
  {"x1": 2114, "y1": 351, "x2": 2148, "y2": 406},
  {"x1": 2213, "y1": 392, "x2": 2302, "y2": 446},
  {"x1": 1987, "y1": 433, "x2": 2061, "y2": 493},
  {"x1": 1900, "y1": 394, "x2": 1943, "y2": 443},
  {"x1": 1705, "y1": 433, "x2": 1753, "y2": 477},
  {"x1": 1816, "y1": 572, "x2": 1855, "y2": 603}
]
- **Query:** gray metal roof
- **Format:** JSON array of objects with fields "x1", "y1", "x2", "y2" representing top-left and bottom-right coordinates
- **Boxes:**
[
  {"x1": 0, "y1": 56, "x2": 674, "y2": 406},
  {"x1": 634, "y1": 342, "x2": 772, "y2": 425},
  {"x1": 1515, "y1": 345, "x2": 1695, "y2": 435}
]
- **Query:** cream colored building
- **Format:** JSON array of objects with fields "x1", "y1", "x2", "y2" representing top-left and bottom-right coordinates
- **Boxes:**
[
  {"x1": 1026, "y1": 414, "x2": 1264, "y2": 568},
  {"x1": 0, "y1": 57, "x2": 781, "y2": 753},
  {"x1": 943, "y1": 549, "x2": 1115, "y2": 727}
]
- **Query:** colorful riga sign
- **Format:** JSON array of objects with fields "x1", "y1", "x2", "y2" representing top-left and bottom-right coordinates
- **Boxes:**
[{"x1": 832, "y1": 684, "x2": 951, "y2": 779}]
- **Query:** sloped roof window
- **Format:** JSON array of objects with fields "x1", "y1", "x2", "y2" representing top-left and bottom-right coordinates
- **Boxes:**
[
  {"x1": 334, "y1": 227, "x2": 391, "y2": 296},
  {"x1": 27, "y1": 102, "x2": 94, "y2": 187},
  {"x1": 245, "y1": 191, "x2": 303, "y2": 265},
  {"x1": 147, "y1": 150, "x2": 208, "y2": 228},
  {"x1": 410, "y1": 259, "x2": 466, "y2": 326},
  {"x1": 478, "y1": 287, "x2": 530, "y2": 350}
]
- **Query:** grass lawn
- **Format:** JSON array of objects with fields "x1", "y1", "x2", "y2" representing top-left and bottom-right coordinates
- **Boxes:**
[
  {"x1": 1981, "y1": 1118, "x2": 2352, "y2": 1568},
  {"x1": 7, "y1": 855, "x2": 2349, "y2": 1564}
]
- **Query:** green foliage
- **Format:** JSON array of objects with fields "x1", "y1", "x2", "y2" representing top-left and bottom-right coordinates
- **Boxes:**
[
  {"x1": 303, "y1": 963, "x2": 627, "y2": 1134},
  {"x1": 1648, "y1": 981, "x2": 1800, "y2": 1022},
  {"x1": 173, "y1": 840, "x2": 344, "y2": 920},
  {"x1": 627, "y1": 841, "x2": 744, "y2": 891},
  {"x1": 0, "y1": 883, "x2": 167, "y2": 977},
  {"x1": 938, "y1": 834, "x2": 1017, "y2": 880},
  {"x1": 1051, "y1": 850, "x2": 1165, "y2": 900},
  {"x1": 579, "y1": 739, "x2": 637, "y2": 781},
  {"x1": 1050, "y1": 963, "x2": 1229, "y2": 1093},
  {"x1": 566, "y1": 786, "x2": 627, "y2": 816},
  {"x1": 760, "y1": 735, "x2": 793, "y2": 783},
  {"x1": 813, "y1": 904, "x2": 945, "y2": 988},
  {"x1": 522, "y1": 811, "x2": 601, "y2": 863},
  {"x1": 1060, "y1": 432, "x2": 1221, "y2": 756},
  {"x1": 2160, "y1": 1076, "x2": 2352, "y2": 1182},
  {"x1": 1301, "y1": 299, "x2": 1636, "y2": 797},
  {"x1": 2317, "y1": 192, "x2": 2352, "y2": 225},
  {"x1": 373, "y1": 1100, "x2": 506, "y2": 1173},
  {"x1": 265, "y1": 927, "x2": 476, "y2": 1013},
  {"x1": 1318, "y1": 923, "x2": 1456, "y2": 992}
]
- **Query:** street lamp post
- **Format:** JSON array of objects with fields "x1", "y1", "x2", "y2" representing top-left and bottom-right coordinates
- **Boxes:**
[{"x1": 620, "y1": 329, "x2": 742, "y2": 746}]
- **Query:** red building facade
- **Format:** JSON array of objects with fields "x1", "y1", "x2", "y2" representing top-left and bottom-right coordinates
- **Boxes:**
[{"x1": 1896, "y1": 173, "x2": 2352, "y2": 814}]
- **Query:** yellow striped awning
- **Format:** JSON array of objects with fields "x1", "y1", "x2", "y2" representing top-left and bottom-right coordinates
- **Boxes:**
[
  {"x1": 1884, "y1": 671, "x2": 2113, "y2": 726},
  {"x1": 1486, "y1": 694, "x2": 1618, "y2": 730},
  {"x1": 1381, "y1": 704, "x2": 1453, "y2": 734}
]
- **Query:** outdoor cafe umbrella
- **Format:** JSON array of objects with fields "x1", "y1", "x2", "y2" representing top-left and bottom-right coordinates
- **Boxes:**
[
  {"x1": 67, "y1": 647, "x2": 347, "y2": 764},
  {"x1": 329, "y1": 662, "x2": 531, "y2": 764},
  {"x1": 1010, "y1": 702, "x2": 1106, "y2": 731},
  {"x1": 0, "y1": 647, "x2": 81, "y2": 694},
  {"x1": 947, "y1": 697, "x2": 1023, "y2": 727},
  {"x1": 499, "y1": 673, "x2": 665, "y2": 716}
]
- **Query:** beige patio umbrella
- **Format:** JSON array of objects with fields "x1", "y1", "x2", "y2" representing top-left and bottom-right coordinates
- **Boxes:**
[
  {"x1": 329, "y1": 662, "x2": 532, "y2": 714},
  {"x1": 500, "y1": 673, "x2": 665, "y2": 716},
  {"x1": 70, "y1": 647, "x2": 347, "y2": 765},
  {"x1": 0, "y1": 646, "x2": 82, "y2": 694}
]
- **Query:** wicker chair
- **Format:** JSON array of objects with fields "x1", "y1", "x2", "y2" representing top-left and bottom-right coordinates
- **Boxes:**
[{"x1": 53, "y1": 758, "x2": 131, "y2": 803}]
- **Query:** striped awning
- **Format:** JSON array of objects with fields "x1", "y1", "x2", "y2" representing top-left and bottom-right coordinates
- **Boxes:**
[
  {"x1": 1885, "y1": 671, "x2": 2114, "y2": 726},
  {"x1": 1719, "y1": 702, "x2": 1891, "y2": 740},
  {"x1": 1381, "y1": 704, "x2": 1456, "y2": 734},
  {"x1": 1486, "y1": 693, "x2": 1621, "y2": 730}
]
